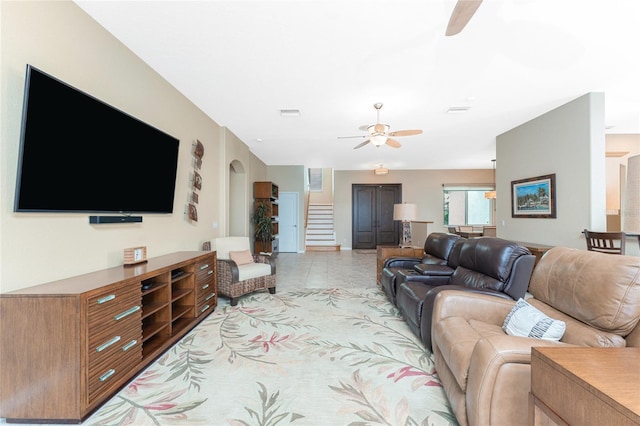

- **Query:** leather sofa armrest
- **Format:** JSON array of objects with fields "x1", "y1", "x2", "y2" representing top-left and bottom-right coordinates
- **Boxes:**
[
  {"x1": 503, "y1": 254, "x2": 536, "y2": 300},
  {"x1": 253, "y1": 254, "x2": 276, "y2": 274},
  {"x1": 420, "y1": 285, "x2": 514, "y2": 349},
  {"x1": 464, "y1": 334, "x2": 571, "y2": 426},
  {"x1": 382, "y1": 256, "x2": 422, "y2": 269},
  {"x1": 432, "y1": 290, "x2": 516, "y2": 326},
  {"x1": 413, "y1": 264, "x2": 455, "y2": 276},
  {"x1": 217, "y1": 259, "x2": 240, "y2": 282}
]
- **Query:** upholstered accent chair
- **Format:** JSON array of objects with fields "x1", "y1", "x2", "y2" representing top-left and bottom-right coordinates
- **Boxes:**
[{"x1": 208, "y1": 237, "x2": 276, "y2": 306}]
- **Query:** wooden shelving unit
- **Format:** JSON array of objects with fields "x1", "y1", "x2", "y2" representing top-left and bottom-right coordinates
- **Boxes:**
[
  {"x1": 254, "y1": 181, "x2": 279, "y2": 256},
  {"x1": 0, "y1": 251, "x2": 217, "y2": 423}
]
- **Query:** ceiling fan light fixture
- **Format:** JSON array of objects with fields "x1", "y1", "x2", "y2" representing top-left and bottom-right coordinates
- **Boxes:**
[{"x1": 370, "y1": 134, "x2": 388, "y2": 146}]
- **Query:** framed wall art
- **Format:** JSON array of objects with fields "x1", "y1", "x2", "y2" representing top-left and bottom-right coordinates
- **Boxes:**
[{"x1": 511, "y1": 173, "x2": 556, "y2": 218}]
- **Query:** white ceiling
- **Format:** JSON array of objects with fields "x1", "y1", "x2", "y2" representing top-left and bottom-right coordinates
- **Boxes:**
[{"x1": 75, "y1": 0, "x2": 640, "y2": 171}]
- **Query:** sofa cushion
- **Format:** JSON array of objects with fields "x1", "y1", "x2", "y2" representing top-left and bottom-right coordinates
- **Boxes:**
[
  {"x1": 502, "y1": 298, "x2": 565, "y2": 341},
  {"x1": 433, "y1": 317, "x2": 504, "y2": 391},
  {"x1": 528, "y1": 299, "x2": 627, "y2": 347},
  {"x1": 230, "y1": 249, "x2": 254, "y2": 265},
  {"x1": 529, "y1": 247, "x2": 640, "y2": 336},
  {"x1": 237, "y1": 262, "x2": 272, "y2": 281},
  {"x1": 449, "y1": 238, "x2": 531, "y2": 292},
  {"x1": 212, "y1": 236, "x2": 251, "y2": 260},
  {"x1": 424, "y1": 232, "x2": 461, "y2": 262}
]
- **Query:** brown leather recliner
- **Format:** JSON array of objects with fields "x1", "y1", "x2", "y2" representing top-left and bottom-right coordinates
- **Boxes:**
[
  {"x1": 380, "y1": 232, "x2": 462, "y2": 306},
  {"x1": 431, "y1": 246, "x2": 640, "y2": 426},
  {"x1": 396, "y1": 237, "x2": 536, "y2": 348}
]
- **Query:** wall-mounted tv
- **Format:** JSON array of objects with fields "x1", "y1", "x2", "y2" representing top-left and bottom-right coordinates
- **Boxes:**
[{"x1": 14, "y1": 65, "x2": 180, "y2": 214}]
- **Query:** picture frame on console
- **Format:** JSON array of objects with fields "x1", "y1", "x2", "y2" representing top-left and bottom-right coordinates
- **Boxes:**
[{"x1": 511, "y1": 173, "x2": 556, "y2": 218}]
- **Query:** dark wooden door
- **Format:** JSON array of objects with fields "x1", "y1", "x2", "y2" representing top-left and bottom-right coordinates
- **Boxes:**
[{"x1": 352, "y1": 184, "x2": 401, "y2": 249}]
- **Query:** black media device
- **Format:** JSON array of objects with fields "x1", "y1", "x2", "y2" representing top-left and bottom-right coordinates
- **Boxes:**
[
  {"x1": 89, "y1": 215, "x2": 143, "y2": 224},
  {"x1": 14, "y1": 65, "x2": 180, "y2": 217}
]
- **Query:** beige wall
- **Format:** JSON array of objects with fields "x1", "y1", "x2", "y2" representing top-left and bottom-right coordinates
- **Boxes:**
[
  {"x1": 0, "y1": 2, "x2": 264, "y2": 292},
  {"x1": 308, "y1": 168, "x2": 334, "y2": 204},
  {"x1": 496, "y1": 93, "x2": 606, "y2": 248},
  {"x1": 333, "y1": 169, "x2": 493, "y2": 249}
]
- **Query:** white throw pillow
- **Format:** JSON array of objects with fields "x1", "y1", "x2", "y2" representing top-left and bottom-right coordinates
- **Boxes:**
[
  {"x1": 502, "y1": 298, "x2": 566, "y2": 341},
  {"x1": 229, "y1": 250, "x2": 254, "y2": 265}
]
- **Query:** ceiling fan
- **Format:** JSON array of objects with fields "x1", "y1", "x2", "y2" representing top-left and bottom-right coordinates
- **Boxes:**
[
  {"x1": 339, "y1": 103, "x2": 423, "y2": 150},
  {"x1": 445, "y1": 0, "x2": 483, "y2": 36}
]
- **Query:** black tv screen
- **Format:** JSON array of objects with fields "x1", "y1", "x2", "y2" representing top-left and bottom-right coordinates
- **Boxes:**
[{"x1": 14, "y1": 65, "x2": 180, "y2": 214}]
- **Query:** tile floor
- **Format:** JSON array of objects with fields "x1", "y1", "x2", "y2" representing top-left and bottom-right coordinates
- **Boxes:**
[{"x1": 274, "y1": 249, "x2": 378, "y2": 290}]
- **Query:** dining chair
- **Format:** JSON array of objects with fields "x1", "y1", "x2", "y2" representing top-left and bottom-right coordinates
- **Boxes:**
[
  {"x1": 583, "y1": 229, "x2": 626, "y2": 255},
  {"x1": 482, "y1": 225, "x2": 497, "y2": 237}
]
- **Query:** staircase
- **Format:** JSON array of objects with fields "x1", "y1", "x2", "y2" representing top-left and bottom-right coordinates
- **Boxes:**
[{"x1": 305, "y1": 204, "x2": 340, "y2": 252}]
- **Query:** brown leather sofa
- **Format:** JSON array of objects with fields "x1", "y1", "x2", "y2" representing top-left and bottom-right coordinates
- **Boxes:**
[
  {"x1": 380, "y1": 232, "x2": 461, "y2": 306},
  {"x1": 431, "y1": 246, "x2": 640, "y2": 426},
  {"x1": 396, "y1": 237, "x2": 536, "y2": 348}
]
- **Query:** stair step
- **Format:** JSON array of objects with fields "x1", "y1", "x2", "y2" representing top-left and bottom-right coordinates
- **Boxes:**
[
  {"x1": 306, "y1": 203, "x2": 337, "y2": 248},
  {"x1": 306, "y1": 244, "x2": 341, "y2": 252}
]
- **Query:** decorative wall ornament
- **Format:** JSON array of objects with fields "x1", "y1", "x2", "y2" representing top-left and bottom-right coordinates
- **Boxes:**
[
  {"x1": 187, "y1": 139, "x2": 205, "y2": 222},
  {"x1": 194, "y1": 139, "x2": 204, "y2": 169},
  {"x1": 193, "y1": 171, "x2": 202, "y2": 190}
]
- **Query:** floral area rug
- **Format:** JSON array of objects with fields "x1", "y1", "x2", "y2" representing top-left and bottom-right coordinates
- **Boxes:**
[{"x1": 86, "y1": 288, "x2": 457, "y2": 426}]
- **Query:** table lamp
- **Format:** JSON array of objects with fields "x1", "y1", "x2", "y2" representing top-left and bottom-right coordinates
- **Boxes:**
[{"x1": 394, "y1": 203, "x2": 418, "y2": 247}]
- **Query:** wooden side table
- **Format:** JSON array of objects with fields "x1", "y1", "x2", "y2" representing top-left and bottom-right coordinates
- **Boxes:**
[
  {"x1": 530, "y1": 347, "x2": 640, "y2": 426},
  {"x1": 515, "y1": 241, "x2": 554, "y2": 266},
  {"x1": 376, "y1": 246, "x2": 424, "y2": 287}
]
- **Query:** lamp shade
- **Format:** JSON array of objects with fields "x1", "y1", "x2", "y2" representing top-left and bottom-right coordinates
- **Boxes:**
[
  {"x1": 374, "y1": 166, "x2": 389, "y2": 175},
  {"x1": 393, "y1": 203, "x2": 417, "y2": 221},
  {"x1": 622, "y1": 154, "x2": 640, "y2": 234}
]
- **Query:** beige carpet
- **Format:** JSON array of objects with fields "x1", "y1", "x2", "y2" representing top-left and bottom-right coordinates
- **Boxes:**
[{"x1": 82, "y1": 287, "x2": 456, "y2": 425}]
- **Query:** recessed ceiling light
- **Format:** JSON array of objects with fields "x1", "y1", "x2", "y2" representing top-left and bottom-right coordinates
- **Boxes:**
[
  {"x1": 447, "y1": 106, "x2": 471, "y2": 114},
  {"x1": 256, "y1": 138, "x2": 263, "y2": 143},
  {"x1": 280, "y1": 109, "x2": 300, "y2": 117}
]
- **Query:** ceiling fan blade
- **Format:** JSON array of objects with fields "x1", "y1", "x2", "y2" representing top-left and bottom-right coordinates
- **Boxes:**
[
  {"x1": 353, "y1": 140, "x2": 371, "y2": 149},
  {"x1": 388, "y1": 129, "x2": 423, "y2": 137},
  {"x1": 358, "y1": 125, "x2": 370, "y2": 131},
  {"x1": 386, "y1": 138, "x2": 401, "y2": 148},
  {"x1": 445, "y1": 0, "x2": 483, "y2": 36},
  {"x1": 337, "y1": 135, "x2": 366, "y2": 139}
]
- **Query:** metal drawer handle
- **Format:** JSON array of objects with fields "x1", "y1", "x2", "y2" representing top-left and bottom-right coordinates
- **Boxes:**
[
  {"x1": 200, "y1": 304, "x2": 210, "y2": 313},
  {"x1": 96, "y1": 335, "x2": 121, "y2": 352},
  {"x1": 121, "y1": 340, "x2": 138, "y2": 352},
  {"x1": 201, "y1": 284, "x2": 209, "y2": 290},
  {"x1": 200, "y1": 264, "x2": 209, "y2": 270},
  {"x1": 114, "y1": 305, "x2": 141, "y2": 321},
  {"x1": 207, "y1": 270, "x2": 213, "y2": 275},
  {"x1": 97, "y1": 294, "x2": 115, "y2": 304},
  {"x1": 99, "y1": 369, "x2": 116, "y2": 382},
  {"x1": 205, "y1": 293, "x2": 215, "y2": 301}
]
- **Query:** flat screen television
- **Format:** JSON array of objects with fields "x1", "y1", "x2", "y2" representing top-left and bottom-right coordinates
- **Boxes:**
[{"x1": 14, "y1": 65, "x2": 180, "y2": 214}]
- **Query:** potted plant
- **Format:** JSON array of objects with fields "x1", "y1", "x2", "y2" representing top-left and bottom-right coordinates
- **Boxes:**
[{"x1": 252, "y1": 202, "x2": 273, "y2": 254}]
